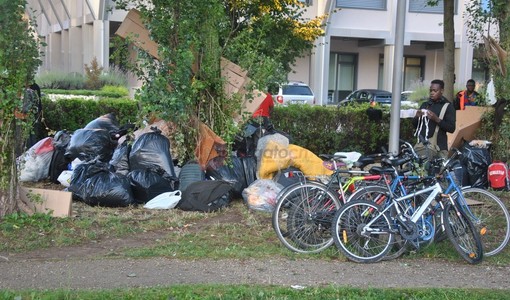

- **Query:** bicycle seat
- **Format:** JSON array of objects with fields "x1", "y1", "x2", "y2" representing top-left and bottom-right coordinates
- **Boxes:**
[
  {"x1": 369, "y1": 166, "x2": 395, "y2": 175},
  {"x1": 353, "y1": 156, "x2": 376, "y2": 169}
]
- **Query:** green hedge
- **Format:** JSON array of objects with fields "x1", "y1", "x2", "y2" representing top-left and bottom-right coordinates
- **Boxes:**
[
  {"x1": 41, "y1": 97, "x2": 139, "y2": 132},
  {"x1": 38, "y1": 98, "x2": 506, "y2": 159},
  {"x1": 271, "y1": 104, "x2": 415, "y2": 155}
]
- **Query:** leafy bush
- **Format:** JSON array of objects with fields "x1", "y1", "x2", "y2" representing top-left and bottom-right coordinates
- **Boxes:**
[
  {"x1": 37, "y1": 97, "x2": 506, "y2": 159},
  {"x1": 100, "y1": 65, "x2": 129, "y2": 88},
  {"x1": 42, "y1": 97, "x2": 139, "y2": 132},
  {"x1": 272, "y1": 104, "x2": 416, "y2": 155},
  {"x1": 36, "y1": 71, "x2": 85, "y2": 90},
  {"x1": 43, "y1": 87, "x2": 129, "y2": 98},
  {"x1": 476, "y1": 110, "x2": 510, "y2": 161}
]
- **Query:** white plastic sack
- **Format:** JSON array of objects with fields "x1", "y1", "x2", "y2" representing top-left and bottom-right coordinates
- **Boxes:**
[
  {"x1": 333, "y1": 151, "x2": 362, "y2": 168},
  {"x1": 486, "y1": 77, "x2": 497, "y2": 105},
  {"x1": 57, "y1": 170, "x2": 73, "y2": 187},
  {"x1": 19, "y1": 137, "x2": 54, "y2": 182},
  {"x1": 242, "y1": 179, "x2": 283, "y2": 212},
  {"x1": 143, "y1": 190, "x2": 182, "y2": 209}
]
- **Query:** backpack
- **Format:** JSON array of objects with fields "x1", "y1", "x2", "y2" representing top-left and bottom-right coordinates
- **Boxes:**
[
  {"x1": 487, "y1": 161, "x2": 510, "y2": 191},
  {"x1": 177, "y1": 180, "x2": 233, "y2": 212}
]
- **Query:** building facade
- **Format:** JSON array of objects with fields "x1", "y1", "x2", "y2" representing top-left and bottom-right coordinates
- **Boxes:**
[{"x1": 27, "y1": 0, "x2": 488, "y2": 104}]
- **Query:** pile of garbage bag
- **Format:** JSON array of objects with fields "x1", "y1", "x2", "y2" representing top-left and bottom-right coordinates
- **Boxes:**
[{"x1": 18, "y1": 114, "x2": 332, "y2": 212}]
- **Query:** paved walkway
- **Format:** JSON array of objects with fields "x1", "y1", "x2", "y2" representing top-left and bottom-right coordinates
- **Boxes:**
[{"x1": 1, "y1": 257, "x2": 509, "y2": 290}]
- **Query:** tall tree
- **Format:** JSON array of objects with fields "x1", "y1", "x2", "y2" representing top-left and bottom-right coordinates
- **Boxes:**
[
  {"x1": 114, "y1": 0, "x2": 327, "y2": 161},
  {"x1": 0, "y1": 0, "x2": 43, "y2": 218},
  {"x1": 443, "y1": 0, "x2": 455, "y2": 102}
]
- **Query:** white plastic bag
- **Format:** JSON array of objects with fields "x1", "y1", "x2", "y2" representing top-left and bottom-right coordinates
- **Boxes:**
[
  {"x1": 486, "y1": 77, "x2": 497, "y2": 105},
  {"x1": 242, "y1": 179, "x2": 283, "y2": 212},
  {"x1": 143, "y1": 190, "x2": 182, "y2": 209},
  {"x1": 57, "y1": 170, "x2": 73, "y2": 187}
]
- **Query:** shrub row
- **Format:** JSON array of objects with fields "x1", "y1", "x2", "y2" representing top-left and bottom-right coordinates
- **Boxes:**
[{"x1": 38, "y1": 97, "x2": 506, "y2": 159}]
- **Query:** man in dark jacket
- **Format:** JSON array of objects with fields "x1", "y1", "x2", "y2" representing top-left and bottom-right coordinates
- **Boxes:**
[{"x1": 412, "y1": 79, "x2": 456, "y2": 159}]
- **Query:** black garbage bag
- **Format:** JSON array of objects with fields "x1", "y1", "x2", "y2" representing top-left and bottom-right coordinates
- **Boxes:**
[
  {"x1": 109, "y1": 140, "x2": 131, "y2": 175},
  {"x1": 81, "y1": 171, "x2": 135, "y2": 207},
  {"x1": 460, "y1": 141, "x2": 491, "y2": 188},
  {"x1": 129, "y1": 128, "x2": 176, "y2": 178},
  {"x1": 206, "y1": 156, "x2": 246, "y2": 198},
  {"x1": 241, "y1": 156, "x2": 257, "y2": 187},
  {"x1": 48, "y1": 130, "x2": 72, "y2": 183},
  {"x1": 128, "y1": 168, "x2": 179, "y2": 204},
  {"x1": 68, "y1": 160, "x2": 111, "y2": 201},
  {"x1": 84, "y1": 113, "x2": 120, "y2": 133},
  {"x1": 65, "y1": 128, "x2": 117, "y2": 162}
]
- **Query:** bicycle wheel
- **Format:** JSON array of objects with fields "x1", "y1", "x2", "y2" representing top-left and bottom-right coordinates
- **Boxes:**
[
  {"x1": 347, "y1": 185, "x2": 409, "y2": 260},
  {"x1": 454, "y1": 187, "x2": 510, "y2": 256},
  {"x1": 331, "y1": 199, "x2": 394, "y2": 263},
  {"x1": 443, "y1": 203, "x2": 484, "y2": 264},
  {"x1": 272, "y1": 182, "x2": 340, "y2": 253}
]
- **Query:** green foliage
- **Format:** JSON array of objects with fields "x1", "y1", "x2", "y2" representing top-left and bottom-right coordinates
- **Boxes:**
[
  {"x1": 43, "y1": 87, "x2": 129, "y2": 98},
  {"x1": 0, "y1": 0, "x2": 43, "y2": 216},
  {"x1": 36, "y1": 71, "x2": 86, "y2": 90},
  {"x1": 476, "y1": 109, "x2": 510, "y2": 161},
  {"x1": 113, "y1": 0, "x2": 327, "y2": 162},
  {"x1": 99, "y1": 66, "x2": 129, "y2": 88},
  {"x1": 0, "y1": 212, "x2": 55, "y2": 233},
  {"x1": 42, "y1": 97, "x2": 139, "y2": 132},
  {"x1": 84, "y1": 57, "x2": 104, "y2": 90},
  {"x1": 2, "y1": 285, "x2": 509, "y2": 300},
  {"x1": 272, "y1": 104, "x2": 416, "y2": 155}
]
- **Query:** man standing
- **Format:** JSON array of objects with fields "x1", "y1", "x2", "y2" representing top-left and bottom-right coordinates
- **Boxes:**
[
  {"x1": 454, "y1": 79, "x2": 479, "y2": 110},
  {"x1": 413, "y1": 79, "x2": 456, "y2": 159}
]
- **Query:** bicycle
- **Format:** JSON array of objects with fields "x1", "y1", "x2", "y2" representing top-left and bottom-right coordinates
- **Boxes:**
[
  {"x1": 271, "y1": 154, "x2": 383, "y2": 254},
  {"x1": 331, "y1": 153, "x2": 484, "y2": 264},
  {"x1": 348, "y1": 140, "x2": 510, "y2": 257}
]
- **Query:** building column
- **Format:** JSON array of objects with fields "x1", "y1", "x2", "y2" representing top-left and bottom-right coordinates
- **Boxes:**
[
  {"x1": 316, "y1": 35, "x2": 331, "y2": 105},
  {"x1": 46, "y1": 34, "x2": 61, "y2": 72},
  {"x1": 60, "y1": 30, "x2": 69, "y2": 73},
  {"x1": 69, "y1": 26, "x2": 83, "y2": 73},
  {"x1": 383, "y1": 45, "x2": 395, "y2": 91},
  {"x1": 92, "y1": 19, "x2": 110, "y2": 69}
]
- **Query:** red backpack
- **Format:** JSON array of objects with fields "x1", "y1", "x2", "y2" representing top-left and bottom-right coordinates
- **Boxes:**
[{"x1": 487, "y1": 161, "x2": 510, "y2": 190}]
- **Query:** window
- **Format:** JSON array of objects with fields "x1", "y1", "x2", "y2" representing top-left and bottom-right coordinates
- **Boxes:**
[
  {"x1": 403, "y1": 56, "x2": 424, "y2": 90},
  {"x1": 409, "y1": 0, "x2": 458, "y2": 14},
  {"x1": 328, "y1": 53, "x2": 358, "y2": 103},
  {"x1": 336, "y1": 0, "x2": 386, "y2": 10},
  {"x1": 297, "y1": 0, "x2": 313, "y2": 5}
]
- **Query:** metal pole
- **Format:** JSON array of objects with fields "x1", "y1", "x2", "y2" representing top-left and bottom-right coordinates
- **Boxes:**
[{"x1": 388, "y1": 0, "x2": 407, "y2": 156}]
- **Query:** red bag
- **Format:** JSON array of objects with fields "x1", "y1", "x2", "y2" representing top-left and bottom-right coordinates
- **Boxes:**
[{"x1": 487, "y1": 161, "x2": 510, "y2": 190}]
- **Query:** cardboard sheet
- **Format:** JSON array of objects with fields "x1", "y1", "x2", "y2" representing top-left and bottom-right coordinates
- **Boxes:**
[{"x1": 20, "y1": 186, "x2": 72, "y2": 217}]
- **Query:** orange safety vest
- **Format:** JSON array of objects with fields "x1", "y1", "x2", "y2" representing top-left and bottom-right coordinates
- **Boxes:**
[
  {"x1": 458, "y1": 90, "x2": 477, "y2": 110},
  {"x1": 458, "y1": 90, "x2": 466, "y2": 110}
]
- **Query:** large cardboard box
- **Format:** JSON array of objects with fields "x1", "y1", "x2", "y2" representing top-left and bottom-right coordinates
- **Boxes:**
[
  {"x1": 115, "y1": 9, "x2": 160, "y2": 60},
  {"x1": 20, "y1": 187, "x2": 72, "y2": 217},
  {"x1": 447, "y1": 106, "x2": 492, "y2": 150}
]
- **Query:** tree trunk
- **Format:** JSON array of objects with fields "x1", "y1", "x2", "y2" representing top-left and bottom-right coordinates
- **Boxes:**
[
  {"x1": 0, "y1": 126, "x2": 19, "y2": 218},
  {"x1": 443, "y1": 0, "x2": 455, "y2": 103}
]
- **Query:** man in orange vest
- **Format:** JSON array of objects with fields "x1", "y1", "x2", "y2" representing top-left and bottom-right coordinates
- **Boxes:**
[{"x1": 454, "y1": 79, "x2": 479, "y2": 110}]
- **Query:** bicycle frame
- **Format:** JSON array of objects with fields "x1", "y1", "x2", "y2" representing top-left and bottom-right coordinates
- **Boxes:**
[{"x1": 362, "y1": 181, "x2": 443, "y2": 235}]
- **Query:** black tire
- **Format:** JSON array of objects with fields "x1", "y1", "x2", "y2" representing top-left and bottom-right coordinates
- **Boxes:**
[
  {"x1": 272, "y1": 182, "x2": 340, "y2": 253},
  {"x1": 331, "y1": 199, "x2": 394, "y2": 263},
  {"x1": 454, "y1": 187, "x2": 510, "y2": 256},
  {"x1": 444, "y1": 203, "x2": 484, "y2": 264}
]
